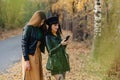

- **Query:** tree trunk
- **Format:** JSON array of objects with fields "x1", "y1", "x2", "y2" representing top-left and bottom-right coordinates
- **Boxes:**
[
  {"x1": 91, "y1": 0, "x2": 102, "y2": 57},
  {"x1": 94, "y1": 0, "x2": 102, "y2": 38}
]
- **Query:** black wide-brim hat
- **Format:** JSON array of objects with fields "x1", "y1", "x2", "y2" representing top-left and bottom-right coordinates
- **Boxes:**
[{"x1": 46, "y1": 16, "x2": 59, "y2": 26}]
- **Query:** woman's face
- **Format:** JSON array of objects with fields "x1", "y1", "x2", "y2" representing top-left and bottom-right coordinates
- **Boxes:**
[{"x1": 51, "y1": 23, "x2": 59, "y2": 33}]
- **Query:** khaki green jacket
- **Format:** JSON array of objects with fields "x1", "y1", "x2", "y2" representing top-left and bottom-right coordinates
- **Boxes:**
[{"x1": 45, "y1": 34, "x2": 70, "y2": 75}]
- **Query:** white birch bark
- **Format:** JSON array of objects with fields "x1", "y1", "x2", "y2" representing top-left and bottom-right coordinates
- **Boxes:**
[
  {"x1": 94, "y1": 0, "x2": 102, "y2": 38},
  {"x1": 91, "y1": 0, "x2": 102, "y2": 55}
]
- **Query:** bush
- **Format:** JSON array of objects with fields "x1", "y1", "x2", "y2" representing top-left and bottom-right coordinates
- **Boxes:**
[
  {"x1": 93, "y1": 0, "x2": 120, "y2": 79},
  {"x1": 0, "y1": 0, "x2": 47, "y2": 30}
]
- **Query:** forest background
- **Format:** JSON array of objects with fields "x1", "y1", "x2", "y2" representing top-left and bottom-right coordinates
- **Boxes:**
[{"x1": 0, "y1": 0, "x2": 120, "y2": 80}]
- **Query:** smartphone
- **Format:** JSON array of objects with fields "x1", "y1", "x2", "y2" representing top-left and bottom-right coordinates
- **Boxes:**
[{"x1": 64, "y1": 35, "x2": 70, "y2": 41}]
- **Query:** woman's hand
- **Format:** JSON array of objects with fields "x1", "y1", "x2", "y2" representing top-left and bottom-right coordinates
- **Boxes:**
[
  {"x1": 61, "y1": 39, "x2": 69, "y2": 46},
  {"x1": 25, "y1": 61, "x2": 31, "y2": 71}
]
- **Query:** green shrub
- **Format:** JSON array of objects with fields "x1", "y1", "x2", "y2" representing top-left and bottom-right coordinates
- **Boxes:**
[
  {"x1": 0, "y1": 0, "x2": 47, "y2": 30},
  {"x1": 92, "y1": 0, "x2": 120, "y2": 79}
]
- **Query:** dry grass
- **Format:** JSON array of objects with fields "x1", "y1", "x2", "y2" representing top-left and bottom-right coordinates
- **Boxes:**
[{"x1": 0, "y1": 28, "x2": 22, "y2": 40}]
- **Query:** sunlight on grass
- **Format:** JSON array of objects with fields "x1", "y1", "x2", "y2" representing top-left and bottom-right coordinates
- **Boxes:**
[{"x1": 92, "y1": 0, "x2": 120, "y2": 79}]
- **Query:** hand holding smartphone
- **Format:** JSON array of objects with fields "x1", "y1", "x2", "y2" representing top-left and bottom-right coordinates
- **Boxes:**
[
  {"x1": 61, "y1": 35, "x2": 70, "y2": 45},
  {"x1": 64, "y1": 35, "x2": 70, "y2": 41}
]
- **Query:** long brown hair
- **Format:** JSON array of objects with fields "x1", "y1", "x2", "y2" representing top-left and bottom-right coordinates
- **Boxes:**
[
  {"x1": 28, "y1": 10, "x2": 46, "y2": 27},
  {"x1": 28, "y1": 10, "x2": 47, "y2": 34}
]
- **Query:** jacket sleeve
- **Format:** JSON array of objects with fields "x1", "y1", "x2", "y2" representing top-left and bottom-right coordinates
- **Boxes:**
[
  {"x1": 21, "y1": 26, "x2": 31, "y2": 61},
  {"x1": 40, "y1": 36, "x2": 45, "y2": 53},
  {"x1": 45, "y1": 36, "x2": 61, "y2": 56}
]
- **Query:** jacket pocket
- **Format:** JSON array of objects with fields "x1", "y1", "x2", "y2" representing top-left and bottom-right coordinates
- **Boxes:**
[
  {"x1": 46, "y1": 56, "x2": 53, "y2": 71},
  {"x1": 65, "y1": 53, "x2": 69, "y2": 63}
]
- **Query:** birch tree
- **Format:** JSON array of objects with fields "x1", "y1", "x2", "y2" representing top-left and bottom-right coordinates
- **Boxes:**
[
  {"x1": 94, "y1": 0, "x2": 102, "y2": 38},
  {"x1": 91, "y1": 0, "x2": 102, "y2": 57}
]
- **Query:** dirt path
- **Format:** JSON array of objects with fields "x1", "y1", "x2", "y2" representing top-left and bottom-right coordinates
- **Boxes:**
[{"x1": 0, "y1": 28, "x2": 22, "y2": 40}]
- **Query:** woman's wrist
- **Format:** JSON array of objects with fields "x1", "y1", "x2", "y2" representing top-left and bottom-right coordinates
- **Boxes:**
[{"x1": 25, "y1": 61, "x2": 30, "y2": 63}]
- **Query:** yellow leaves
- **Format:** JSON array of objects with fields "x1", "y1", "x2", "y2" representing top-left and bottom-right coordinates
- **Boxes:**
[
  {"x1": 77, "y1": 1, "x2": 85, "y2": 11},
  {"x1": 0, "y1": 62, "x2": 22, "y2": 80},
  {"x1": 76, "y1": 0, "x2": 91, "y2": 11},
  {"x1": 51, "y1": 0, "x2": 92, "y2": 15},
  {"x1": 51, "y1": 2, "x2": 62, "y2": 11}
]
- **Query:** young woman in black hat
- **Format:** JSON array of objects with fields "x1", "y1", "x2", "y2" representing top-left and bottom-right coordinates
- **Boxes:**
[
  {"x1": 45, "y1": 16, "x2": 70, "y2": 80},
  {"x1": 21, "y1": 10, "x2": 46, "y2": 80}
]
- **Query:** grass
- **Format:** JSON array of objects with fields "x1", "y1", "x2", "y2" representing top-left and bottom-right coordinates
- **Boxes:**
[
  {"x1": 92, "y1": 0, "x2": 120, "y2": 79},
  {"x1": 0, "y1": 0, "x2": 47, "y2": 29}
]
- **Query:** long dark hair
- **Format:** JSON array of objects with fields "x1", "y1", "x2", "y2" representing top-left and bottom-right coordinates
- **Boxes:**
[
  {"x1": 39, "y1": 23, "x2": 47, "y2": 36},
  {"x1": 38, "y1": 11, "x2": 47, "y2": 36},
  {"x1": 47, "y1": 23, "x2": 62, "y2": 36}
]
